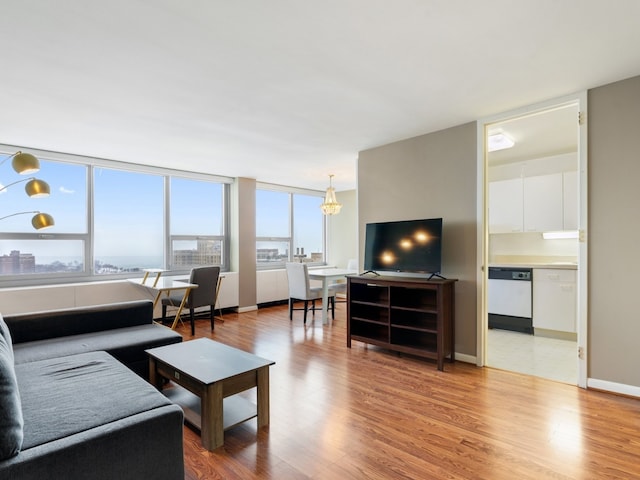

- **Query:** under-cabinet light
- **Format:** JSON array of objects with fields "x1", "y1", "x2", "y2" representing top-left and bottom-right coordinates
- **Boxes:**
[{"x1": 542, "y1": 231, "x2": 579, "y2": 240}]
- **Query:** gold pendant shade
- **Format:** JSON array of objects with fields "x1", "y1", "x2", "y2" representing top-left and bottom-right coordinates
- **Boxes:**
[
  {"x1": 31, "y1": 212, "x2": 55, "y2": 230},
  {"x1": 11, "y1": 152, "x2": 40, "y2": 174},
  {"x1": 25, "y1": 178, "x2": 50, "y2": 197}
]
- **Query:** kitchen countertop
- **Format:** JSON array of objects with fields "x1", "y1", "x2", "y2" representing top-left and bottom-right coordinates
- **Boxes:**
[{"x1": 489, "y1": 262, "x2": 577, "y2": 270}]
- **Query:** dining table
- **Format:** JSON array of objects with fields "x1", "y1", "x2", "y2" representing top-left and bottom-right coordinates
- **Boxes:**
[{"x1": 307, "y1": 268, "x2": 358, "y2": 324}]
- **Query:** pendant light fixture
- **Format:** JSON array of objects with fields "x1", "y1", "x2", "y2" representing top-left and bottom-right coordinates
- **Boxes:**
[{"x1": 320, "y1": 174, "x2": 342, "y2": 215}]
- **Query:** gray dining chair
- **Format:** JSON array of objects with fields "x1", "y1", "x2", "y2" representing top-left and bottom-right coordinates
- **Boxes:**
[
  {"x1": 285, "y1": 262, "x2": 336, "y2": 323},
  {"x1": 161, "y1": 266, "x2": 220, "y2": 335}
]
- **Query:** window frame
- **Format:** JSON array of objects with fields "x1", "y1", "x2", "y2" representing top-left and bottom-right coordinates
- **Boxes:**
[
  {"x1": 167, "y1": 175, "x2": 230, "y2": 273},
  {"x1": 0, "y1": 145, "x2": 232, "y2": 287},
  {"x1": 255, "y1": 183, "x2": 326, "y2": 271}
]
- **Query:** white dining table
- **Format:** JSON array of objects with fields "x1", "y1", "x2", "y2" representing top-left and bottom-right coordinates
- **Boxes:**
[{"x1": 307, "y1": 268, "x2": 358, "y2": 324}]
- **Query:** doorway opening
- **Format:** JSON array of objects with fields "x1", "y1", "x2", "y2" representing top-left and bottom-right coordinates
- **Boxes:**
[{"x1": 478, "y1": 95, "x2": 587, "y2": 387}]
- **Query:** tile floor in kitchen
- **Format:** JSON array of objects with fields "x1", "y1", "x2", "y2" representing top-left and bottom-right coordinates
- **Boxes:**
[{"x1": 487, "y1": 328, "x2": 577, "y2": 384}]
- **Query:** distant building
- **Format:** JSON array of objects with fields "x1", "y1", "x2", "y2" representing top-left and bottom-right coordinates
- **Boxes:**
[
  {"x1": 173, "y1": 239, "x2": 222, "y2": 267},
  {"x1": 257, "y1": 248, "x2": 288, "y2": 262},
  {"x1": 310, "y1": 252, "x2": 323, "y2": 262},
  {"x1": 0, "y1": 250, "x2": 36, "y2": 274}
]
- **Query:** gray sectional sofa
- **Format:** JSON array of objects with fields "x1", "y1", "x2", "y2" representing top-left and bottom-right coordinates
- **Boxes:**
[{"x1": 0, "y1": 300, "x2": 186, "y2": 480}]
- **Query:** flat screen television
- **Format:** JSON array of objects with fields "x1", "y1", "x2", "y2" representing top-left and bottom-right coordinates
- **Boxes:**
[{"x1": 363, "y1": 218, "x2": 443, "y2": 276}]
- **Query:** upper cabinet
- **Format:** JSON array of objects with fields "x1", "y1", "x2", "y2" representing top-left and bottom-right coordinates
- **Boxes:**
[
  {"x1": 523, "y1": 173, "x2": 563, "y2": 232},
  {"x1": 489, "y1": 171, "x2": 577, "y2": 233},
  {"x1": 489, "y1": 178, "x2": 524, "y2": 233}
]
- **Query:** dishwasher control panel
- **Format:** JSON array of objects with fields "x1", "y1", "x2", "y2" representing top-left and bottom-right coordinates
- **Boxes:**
[{"x1": 488, "y1": 267, "x2": 532, "y2": 281}]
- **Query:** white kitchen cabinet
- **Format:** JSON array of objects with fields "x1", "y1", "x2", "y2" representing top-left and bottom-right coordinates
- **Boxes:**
[
  {"x1": 563, "y1": 171, "x2": 578, "y2": 230},
  {"x1": 489, "y1": 178, "x2": 523, "y2": 233},
  {"x1": 533, "y1": 268, "x2": 576, "y2": 333},
  {"x1": 523, "y1": 173, "x2": 563, "y2": 232},
  {"x1": 490, "y1": 171, "x2": 578, "y2": 234}
]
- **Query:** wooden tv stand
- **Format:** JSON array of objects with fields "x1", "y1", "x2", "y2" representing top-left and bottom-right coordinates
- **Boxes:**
[{"x1": 347, "y1": 275, "x2": 457, "y2": 371}]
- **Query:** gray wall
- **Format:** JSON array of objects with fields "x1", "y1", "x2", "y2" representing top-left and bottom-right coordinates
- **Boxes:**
[
  {"x1": 357, "y1": 74, "x2": 640, "y2": 388},
  {"x1": 588, "y1": 75, "x2": 640, "y2": 386},
  {"x1": 231, "y1": 177, "x2": 257, "y2": 310},
  {"x1": 358, "y1": 122, "x2": 478, "y2": 357}
]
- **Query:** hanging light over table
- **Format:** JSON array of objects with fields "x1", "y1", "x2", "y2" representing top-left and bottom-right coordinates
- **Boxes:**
[{"x1": 320, "y1": 174, "x2": 342, "y2": 215}]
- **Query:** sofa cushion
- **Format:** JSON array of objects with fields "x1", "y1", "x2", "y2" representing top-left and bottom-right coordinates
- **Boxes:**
[
  {"x1": 12, "y1": 324, "x2": 182, "y2": 368},
  {"x1": 15, "y1": 350, "x2": 174, "y2": 449},
  {"x1": 0, "y1": 315, "x2": 23, "y2": 460}
]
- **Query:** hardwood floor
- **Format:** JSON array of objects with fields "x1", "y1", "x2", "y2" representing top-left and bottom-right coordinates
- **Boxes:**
[{"x1": 172, "y1": 303, "x2": 640, "y2": 479}]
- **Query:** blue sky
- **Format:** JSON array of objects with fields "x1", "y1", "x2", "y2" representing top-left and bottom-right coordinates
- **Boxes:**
[{"x1": 1, "y1": 157, "x2": 324, "y2": 261}]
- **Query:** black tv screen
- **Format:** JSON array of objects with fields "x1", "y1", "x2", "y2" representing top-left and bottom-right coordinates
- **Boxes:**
[{"x1": 363, "y1": 218, "x2": 442, "y2": 274}]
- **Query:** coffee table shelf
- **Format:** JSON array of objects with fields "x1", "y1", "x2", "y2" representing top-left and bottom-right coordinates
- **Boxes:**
[{"x1": 165, "y1": 385, "x2": 258, "y2": 432}]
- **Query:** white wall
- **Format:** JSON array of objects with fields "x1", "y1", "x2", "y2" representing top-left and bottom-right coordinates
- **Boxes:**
[
  {"x1": 327, "y1": 189, "x2": 358, "y2": 269},
  {"x1": 0, "y1": 273, "x2": 239, "y2": 317},
  {"x1": 489, "y1": 233, "x2": 578, "y2": 263}
]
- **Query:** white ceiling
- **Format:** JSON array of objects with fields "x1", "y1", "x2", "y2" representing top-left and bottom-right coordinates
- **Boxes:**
[
  {"x1": 487, "y1": 104, "x2": 579, "y2": 166},
  {"x1": 1, "y1": 1, "x2": 640, "y2": 191}
]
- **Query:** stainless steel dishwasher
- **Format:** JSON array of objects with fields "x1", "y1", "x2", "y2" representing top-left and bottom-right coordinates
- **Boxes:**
[{"x1": 488, "y1": 267, "x2": 533, "y2": 334}]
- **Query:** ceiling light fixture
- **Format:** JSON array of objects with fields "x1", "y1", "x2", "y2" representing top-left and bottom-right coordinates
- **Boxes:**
[
  {"x1": 488, "y1": 133, "x2": 515, "y2": 152},
  {"x1": 320, "y1": 174, "x2": 342, "y2": 215}
]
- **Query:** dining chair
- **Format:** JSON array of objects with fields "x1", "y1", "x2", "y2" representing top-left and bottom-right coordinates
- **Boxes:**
[
  {"x1": 285, "y1": 262, "x2": 336, "y2": 323},
  {"x1": 161, "y1": 266, "x2": 221, "y2": 335}
]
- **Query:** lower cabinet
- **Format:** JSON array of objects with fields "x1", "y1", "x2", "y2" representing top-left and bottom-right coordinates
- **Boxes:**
[
  {"x1": 532, "y1": 268, "x2": 577, "y2": 333},
  {"x1": 347, "y1": 275, "x2": 457, "y2": 371}
]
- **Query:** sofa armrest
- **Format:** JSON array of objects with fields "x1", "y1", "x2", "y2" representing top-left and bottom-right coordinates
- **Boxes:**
[{"x1": 0, "y1": 404, "x2": 184, "y2": 480}]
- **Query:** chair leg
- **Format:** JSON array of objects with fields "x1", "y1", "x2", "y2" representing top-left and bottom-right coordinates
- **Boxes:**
[
  {"x1": 161, "y1": 304, "x2": 167, "y2": 323},
  {"x1": 190, "y1": 308, "x2": 195, "y2": 336},
  {"x1": 311, "y1": 299, "x2": 316, "y2": 314},
  {"x1": 331, "y1": 297, "x2": 335, "y2": 319},
  {"x1": 210, "y1": 305, "x2": 215, "y2": 330},
  {"x1": 289, "y1": 298, "x2": 293, "y2": 320},
  {"x1": 303, "y1": 300, "x2": 308, "y2": 323}
]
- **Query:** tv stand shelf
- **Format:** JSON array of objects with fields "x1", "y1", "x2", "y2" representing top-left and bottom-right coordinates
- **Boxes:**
[{"x1": 347, "y1": 275, "x2": 457, "y2": 371}]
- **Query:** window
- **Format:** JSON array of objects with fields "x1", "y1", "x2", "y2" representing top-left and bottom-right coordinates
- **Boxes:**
[
  {"x1": 0, "y1": 147, "x2": 231, "y2": 284},
  {"x1": 293, "y1": 193, "x2": 324, "y2": 263},
  {"x1": 170, "y1": 177, "x2": 227, "y2": 271},
  {"x1": 93, "y1": 167, "x2": 164, "y2": 274},
  {"x1": 0, "y1": 158, "x2": 87, "y2": 276},
  {"x1": 256, "y1": 187, "x2": 325, "y2": 268}
]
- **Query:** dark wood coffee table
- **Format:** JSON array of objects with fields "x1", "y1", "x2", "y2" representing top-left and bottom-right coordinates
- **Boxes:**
[{"x1": 146, "y1": 338, "x2": 275, "y2": 450}]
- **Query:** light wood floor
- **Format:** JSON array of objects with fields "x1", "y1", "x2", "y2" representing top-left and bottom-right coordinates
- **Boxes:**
[{"x1": 172, "y1": 303, "x2": 640, "y2": 479}]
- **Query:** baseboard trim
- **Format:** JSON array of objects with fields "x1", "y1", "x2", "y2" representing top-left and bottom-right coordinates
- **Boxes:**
[
  {"x1": 587, "y1": 378, "x2": 640, "y2": 398},
  {"x1": 235, "y1": 305, "x2": 258, "y2": 313}
]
